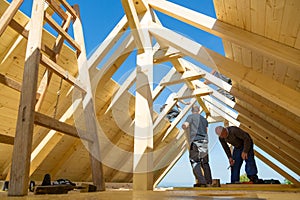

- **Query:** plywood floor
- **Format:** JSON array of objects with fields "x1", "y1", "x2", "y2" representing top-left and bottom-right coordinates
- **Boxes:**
[{"x1": 1, "y1": 187, "x2": 300, "y2": 200}]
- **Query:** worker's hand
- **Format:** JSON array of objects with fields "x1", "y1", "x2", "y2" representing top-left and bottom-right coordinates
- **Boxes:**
[
  {"x1": 229, "y1": 157, "x2": 235, "y2": 166},
  {"x1": 182, "y1": 122, "x2": 189, "y2": 129},
  {"x1": 241, "y1": 152, "x2": 248, "y2": 160}
]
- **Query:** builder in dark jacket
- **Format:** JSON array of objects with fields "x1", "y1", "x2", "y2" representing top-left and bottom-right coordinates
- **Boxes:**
[{"x1": 215, "y1": 126, "x2": 260, "y2": 183}]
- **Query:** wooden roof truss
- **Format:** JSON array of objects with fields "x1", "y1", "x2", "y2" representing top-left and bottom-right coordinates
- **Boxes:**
[{"x1": 0, "y1": 0, "x2": 299, "y2": 196}]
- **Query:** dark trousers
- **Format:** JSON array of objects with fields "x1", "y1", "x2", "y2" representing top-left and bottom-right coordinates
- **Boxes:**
[
  {"x1": 231, "y1": 146, "x2": 258, "y2": 183},
  {"x1": 189, "y1": 141, "x2": 212, "y2": 184}
]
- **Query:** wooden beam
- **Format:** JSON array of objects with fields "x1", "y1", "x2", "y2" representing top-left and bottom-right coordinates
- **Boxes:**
[
  {"x1": 8, "y1": 0, "x2": 44, "y2": 196},
  {"x1": 121, "y1": 0, "x2": 146, "y2": 52},
  {"x1": 160, "y1": 70, "x2": 205, "y2": 86},
  {"x1": 8, "y1": 19, "x2": 57, "y2": 58},
  {"x1": 161, "y1": 99, "x2": 196, "y2": 141},
  {"x1": 29, "y1": 97, "x2": 81, "y2": 176},
  {"x1": 175, "y1": 88, "x2": 212, "y2": 100},
  {"x1": 148, "y1": 22, "x2": 300, "y2": 117},
  {"x1": 73, "y1": 4, "x2": 105, "y2": 191},
  {"x1": 33, "y1": 112, "x2": 92, "y2": 142},
  {"x1": 106, "y1": 69, "x2": 136, "y2": 113},
  {"x1": 153, "y1": 85, "x2": 188, "y2": 128},
  {"x1": 153, "y1": 46, "x2": 182, "y2": 64},
  {"x1": 152, "y1": 67, "x2": 177, "y2": 100},
  {"x1": 0, "y1": 134, "x2": 14, "y2": 145},
  {"x1": 148, "y1": 0, "x2": 300, "y2": 71},
  {"x1": 154, "y1": 145, "x2": 186, "y2": 187},
  {"x1": 88, "y1": 15, "x2": 128, "y2": 73},
  {"x1": 90, "y1": 34, "x2": 135, "y2": 91},
  {"x1": 40, "y1": 54, "x2": 86, "y2": 93},
  {"x1": 254, "y1": 150, "x2": 300, "y2": 187},
  {"x1": 205, "y1": 101, "x2": 240, "y2": 126},
  {"x1": 0, "y1": 73, "x2": 21, "y2": 92},
  {"x1": 203, "y1": 95, "x2": 238, "y2": 119},
  {"x1": 0, "y1": 0, "x2": 23, "y2": 37}
]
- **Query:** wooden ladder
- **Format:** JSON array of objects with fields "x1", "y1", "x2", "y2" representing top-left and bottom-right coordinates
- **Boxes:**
[{"x1": 0, "y1": 0, "x2": 104, "y2": 196}]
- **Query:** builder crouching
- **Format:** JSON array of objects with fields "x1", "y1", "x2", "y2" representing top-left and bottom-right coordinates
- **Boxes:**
[{"x1": 215, "y1": 126, "x2": 262, "y2": 184}]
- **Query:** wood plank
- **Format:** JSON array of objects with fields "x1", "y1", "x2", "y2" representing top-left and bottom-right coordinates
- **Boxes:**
[
  {"x1": 224, "y1": 0, "x2": 240, "y2": 27},
  {"x1": 0, "y1": 0, "x2": 23, "y2": 37},
  {"x1": 8, "y1": 0, "x2": 44, "y2": 196},
  {"x1": 153, "y1": 85, "x2": 188, "y2": 129},
  {"x1": 279, "y1": 0, "x2": 300, "y2": 47},
  {"x1": 250, "y1": 0, "x2": 266, "y2": 35},
  {"x1": 264, "y1": 0, "x2": 285, "y2": 41},
  {"x1": 160, "y1": 99, "x2": 196, "y2": 142},
  {"x1": 236, "y1": 0, "x2": 251, "y2": 31}
]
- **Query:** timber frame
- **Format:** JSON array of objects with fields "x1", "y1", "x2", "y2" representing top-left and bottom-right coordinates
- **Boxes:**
[{"x1": 0, "y1": 0, "x2": 299, "y2": 196}]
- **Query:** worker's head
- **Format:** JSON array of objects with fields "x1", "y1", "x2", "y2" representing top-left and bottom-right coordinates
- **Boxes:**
[
  {"x1": 191, "y1": 105, "x2": 200, "y2": 113},
  {"x1": 215, "y1": 126, "x2": 227, "y2": 138}
]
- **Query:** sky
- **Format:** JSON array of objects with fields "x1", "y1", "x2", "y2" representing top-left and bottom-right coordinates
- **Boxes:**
[{"x1": 16, "y1": 0, "x2": 299, "y2": 187}]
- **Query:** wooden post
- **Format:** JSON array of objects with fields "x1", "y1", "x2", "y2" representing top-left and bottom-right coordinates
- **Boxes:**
[
  {"x1": 133, "y1": 50, "x2": 154, "y2": 190},
  {"x1": 73, "y1": 5, "x2": 105, "y2": 191},
  {"x1": 8, "y1": 0, "x2": 44, "y2": 196}
]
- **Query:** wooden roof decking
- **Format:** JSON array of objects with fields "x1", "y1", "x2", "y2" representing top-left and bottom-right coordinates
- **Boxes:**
[
  {"x1": 212, "y1": 0, "x2": 300, "y2": 179},
  {"x1": 0, "y1": 0, "x2": 299, "y2": 192}
]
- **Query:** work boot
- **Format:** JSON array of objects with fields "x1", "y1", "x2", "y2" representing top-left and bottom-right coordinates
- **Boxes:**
[{"x1": 193, "y1": 183, "x2": 207, "y2": 187}]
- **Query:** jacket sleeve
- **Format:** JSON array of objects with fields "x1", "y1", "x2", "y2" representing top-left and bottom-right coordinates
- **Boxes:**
[{"x1": 219, "y1": 137, "x2": 232, "y2": 159}]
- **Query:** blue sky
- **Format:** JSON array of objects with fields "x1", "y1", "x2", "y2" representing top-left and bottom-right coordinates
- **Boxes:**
[{"x1": 17, "y1": 0, "x2": 298, "y2": 186}]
